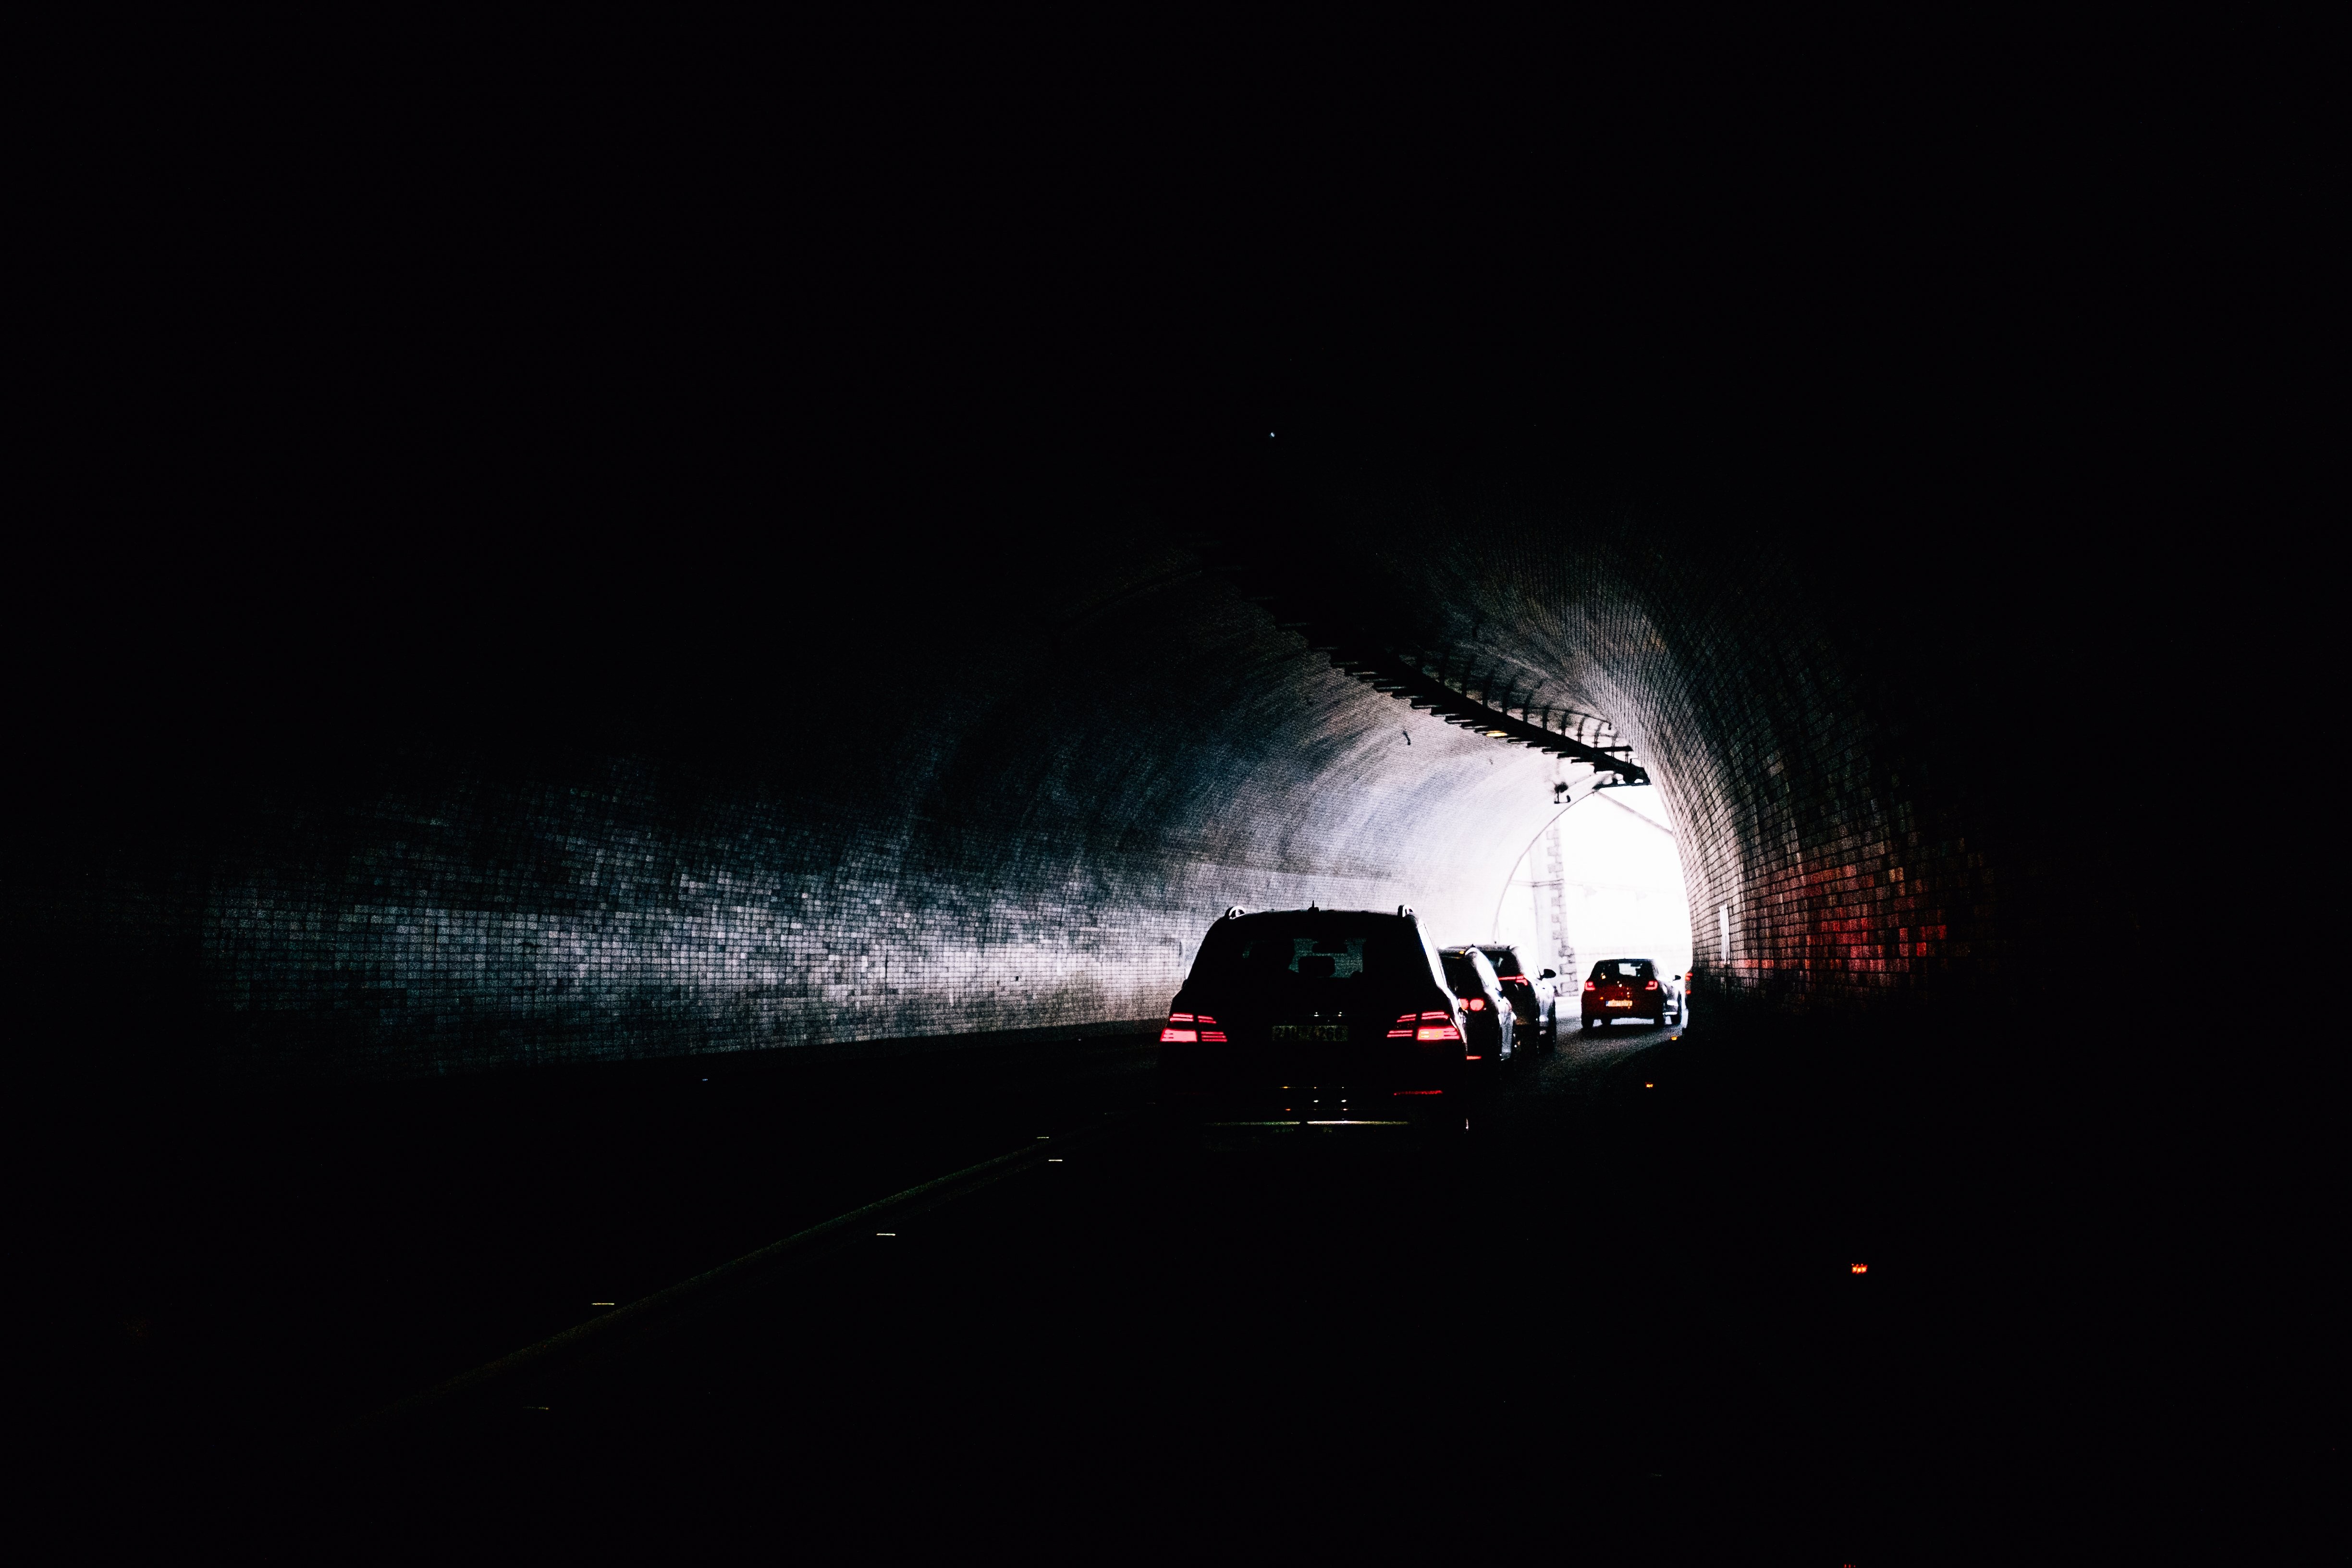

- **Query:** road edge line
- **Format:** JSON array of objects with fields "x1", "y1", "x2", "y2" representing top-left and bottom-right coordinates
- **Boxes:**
[{"x1": 357, "y1": 1117, "x2": 1123, "y2": 1429}]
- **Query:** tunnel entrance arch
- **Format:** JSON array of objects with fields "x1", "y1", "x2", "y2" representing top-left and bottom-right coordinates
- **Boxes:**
[{"x1": 1490, "y1": 779, "x2": 1692, "y2": 992}]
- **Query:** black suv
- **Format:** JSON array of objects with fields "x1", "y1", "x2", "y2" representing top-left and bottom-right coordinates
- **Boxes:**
[
  {"x1": 1159, "y1": 907, "x2": 1470, "y2": 1126},
  {"x1": 1476, "y1": 943, "x2": 1559, "y2": 1051}
]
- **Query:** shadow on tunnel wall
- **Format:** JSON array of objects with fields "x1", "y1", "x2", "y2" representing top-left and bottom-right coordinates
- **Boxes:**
[
  {"x1": 9, "y1": 134, "x2": 2214, "y2": 1092},
  {"x1": 12, "y1": 397, "x2": 2153, "y2": 1088}
]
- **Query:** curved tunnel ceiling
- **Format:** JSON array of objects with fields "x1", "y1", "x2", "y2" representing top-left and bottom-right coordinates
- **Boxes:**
[{"x1": 24, "y1": 420, "x2": 2065, "y2": 1082}]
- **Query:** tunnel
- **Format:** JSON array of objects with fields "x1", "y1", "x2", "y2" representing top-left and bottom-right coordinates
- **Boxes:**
[
  {"x1": 14, "y1": 161, "x2": 2286, "y2": 1558},
  {"x1": 24, "y1": 404, "x2": 2149, "y2": 1547},
  {"x1": 31, "y1": 424, "x2": 2063, "y2": 1081}
]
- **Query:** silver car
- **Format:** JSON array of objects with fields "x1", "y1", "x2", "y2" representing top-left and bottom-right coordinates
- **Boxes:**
[{"x1": 1476, "y1": 943, "x2": 1559, "y2": 1049}]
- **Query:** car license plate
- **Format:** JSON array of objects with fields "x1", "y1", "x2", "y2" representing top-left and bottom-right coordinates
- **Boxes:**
[
  {"x1": 1606, "y1": 1000, "x2": 1633, "y2": 1008},
  {"x1": 1271, "y1": 1024, "x2": 1348, "y2": 1041}
]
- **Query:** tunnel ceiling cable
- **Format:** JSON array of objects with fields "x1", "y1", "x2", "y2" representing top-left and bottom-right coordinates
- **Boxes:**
[{"x1": 1588, "y1": 787, "x2": 1678, "y2": 837}]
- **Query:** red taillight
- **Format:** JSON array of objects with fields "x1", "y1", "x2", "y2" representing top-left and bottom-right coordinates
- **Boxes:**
[
  {"x1": 1391, "y1": 1090, "x2": 1445, "y2": 1096},
  {"x1": 1196, "y1": 1014, "x2": 1227, "y2": 1043},
  {"x1": 1583, "y1": 980, "x2": 1597, "y2": 992},
  {"x1": 1397, "y1": 1009, "x2": 1462, "y2": 1041},
  {"x1": 1503, "y1": 975, "x2": 1528, "y2": 986},
  {"x1": 1644, "y1": 980, "x2": 1658, "y2": 991},
  {"x1": 1161, "y1": 1011, "x2": 1199, "y2": 1043},
  {"x1": 1464, "y1": 997, "x2": 1486, "y2": 1011}
]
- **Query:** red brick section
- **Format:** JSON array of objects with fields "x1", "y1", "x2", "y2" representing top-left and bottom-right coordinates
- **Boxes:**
[{"x1": 1606, "y1": 542, "x2": 2058, "y2": 1023}]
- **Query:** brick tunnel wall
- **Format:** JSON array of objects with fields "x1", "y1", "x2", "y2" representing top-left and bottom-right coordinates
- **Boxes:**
[
  {"x1": 13, "y1": 114, "x2": 2205, "y2": 1089},
  {"x1": 1233, "y1": 426, "x2": 2077, "y2": 1031},
  {"x1": 24, "y1": 536, "x2": 1564, "y2": 1081},
  {"x1": 15, "y1": 424, "x2": 2075, "y2": 1081}
]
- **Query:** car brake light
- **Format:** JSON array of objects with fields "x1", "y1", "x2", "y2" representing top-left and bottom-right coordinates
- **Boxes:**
[
  {"x1": 1644, "y1": 980, "x2": 1658, "y2": 991},
  {"x1": 1464, "y1": 997, "x2": 1485, "y2": 1011},
  {"x1": 1583, "y1": 980, "x2": 1596, "y2": 992},
  {"x1": 1160, "y1": 1011, "x2": 1198, "y2": 1043},
  {"x1": 1406, "y1": 1009, "x2": 1462, "y2": 1043},
  {"x1": 1197, "y1": 1013, "x2": 1226, "y2": 1043}
]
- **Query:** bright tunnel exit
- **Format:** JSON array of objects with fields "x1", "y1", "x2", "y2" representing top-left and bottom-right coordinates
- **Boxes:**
[{"x1": 1491, "y1": 783, "x2": 1692, "y2": 988}]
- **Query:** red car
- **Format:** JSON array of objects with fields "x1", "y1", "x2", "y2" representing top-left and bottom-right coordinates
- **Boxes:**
[{"x1": 1580, "y1": 957, "x2": 1684, "y2": 1030}]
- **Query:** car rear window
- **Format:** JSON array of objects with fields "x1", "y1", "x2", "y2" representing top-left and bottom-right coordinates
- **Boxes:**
[
  {"x1": 1439, "y1": 947, "x2": 1500, "y2": 993},
  {"x1": 1479, "y1": 947, "x2": 1522, "y2": 977},
  {"x1": 1188, "y1": 915, "x2": 1439, "y2": 992},
  {"x1": 1590, "y1": 959, "x2": 1656, "y2": 981}
]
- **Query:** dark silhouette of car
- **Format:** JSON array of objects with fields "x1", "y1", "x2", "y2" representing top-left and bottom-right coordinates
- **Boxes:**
[
  {"x1": 1158, "y1": 906, "x2": 1470, "y2": 1126},
  {"x1": 1477, "y1": 943, "x2": 1559, "y2": 1050},
  {"x1": 1580, "y1": 957, "x2": 1683, "y2": 1029},
  {"x1": 1438, "y1": 944, "x2": 1515, "y2": 1066}
]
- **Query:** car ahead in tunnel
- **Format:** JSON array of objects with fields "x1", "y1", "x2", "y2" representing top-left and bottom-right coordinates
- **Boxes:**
[
  {"x1": 1476, "y1": 943, "x2": 1558, "y2": 1050},
  {"x1": 1438, "y1": 945, "x2": 1516, "y2": 1067},
  {"x1": 1159, "y1": 906, "x2": 1470, "y2": 1125},
  {"x1": 1580, "y1": 958, "x2": 1681, "y2": 1030}
]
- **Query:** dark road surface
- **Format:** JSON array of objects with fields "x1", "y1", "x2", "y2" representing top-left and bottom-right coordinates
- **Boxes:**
[
  {"x1": 363, "y1": 1018, "x2": 1939, "y2": 1560},
  {"x1": 60, "y1": 1018, "x2": 2286, "y2": 1561}
]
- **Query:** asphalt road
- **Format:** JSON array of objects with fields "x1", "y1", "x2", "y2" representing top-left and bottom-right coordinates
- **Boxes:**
[
  {"x1": 64, "y1": 1012, "x2": 2287, "y2": 1560},
  {"x1": 64, "y1": 1032, "x2": 1168, "y2": 1448},
  {"x1": 306, "y1": 1018, "x2": 1958, "y2": 1560}
]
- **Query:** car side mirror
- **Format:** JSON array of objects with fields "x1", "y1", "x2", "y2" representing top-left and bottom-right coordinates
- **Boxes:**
[{"x1": 1540, "y1": 969, "x2": 1556, "y2": 980}]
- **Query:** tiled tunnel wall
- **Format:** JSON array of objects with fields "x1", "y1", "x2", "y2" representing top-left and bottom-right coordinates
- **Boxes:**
[
  {"x1": 38, "y1": 542, "x2": 1564, "y2": 1080},
  {"x1": 21, "y1": 436, "x2": 2058, "y2": 1081}
]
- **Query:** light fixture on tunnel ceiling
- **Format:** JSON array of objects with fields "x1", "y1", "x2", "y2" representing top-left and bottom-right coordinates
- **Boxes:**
[{"x1": 1191, "y1": 559, "x2": 1648, "y2": 784}]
